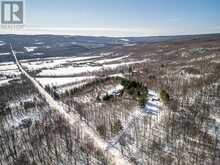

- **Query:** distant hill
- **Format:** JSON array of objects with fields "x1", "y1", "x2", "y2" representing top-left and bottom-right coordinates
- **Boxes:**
[{"x1": 1, "y1": 33, "x2": 220, "y2": 62}]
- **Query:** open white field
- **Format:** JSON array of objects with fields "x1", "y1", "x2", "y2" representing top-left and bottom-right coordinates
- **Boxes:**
[
  {"x1": 19, "y1": 53, "x2": 146, "y2": 92},
  {"x1": 0, "y1": 61, "x2": 21, "y2": 87}
]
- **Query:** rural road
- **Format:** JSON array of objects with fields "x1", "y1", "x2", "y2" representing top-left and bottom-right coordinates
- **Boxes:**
[{"x1": 10, "y1": 44, "x2": 131, "y2": 165}]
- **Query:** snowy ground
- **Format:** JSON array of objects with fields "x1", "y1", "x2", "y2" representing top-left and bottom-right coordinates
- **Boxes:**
[
  {"x1": 18, "y1": 51, "x2": 137, "y2": 98},
  {"x1": 0, "y1": 78, "x2": 16, "y2": 86},
  {"x1": 0, "y1": 69, "x2": 21, "y2": 76},
  {"x1": 144, "y1": 90, "x2": 161, "y2": 115},
  {"x1": 24, "y1": 47, "x2": 38, "y2": 52},
  {"x1": 0, "y1": 41, "x2": 6, "y2": 46},
  {"x1": 95, "y1": 55, "x2": 129, "y2": 64},
  {"x1": 0, "y1": 52, "x2": 10, "y2": 56},
  {"x1": 11, "y1": 44, "x2": 131, "y2": 165},
  {"x1": 106, "y1": 84, "x2": 124, "y2": 95},
  {"x1": 36, "y1": 76, "x2": 97, "y2": 87},
  {"x1": 208, "y1": 115, "x2": 220, "y2": 139},
  {"x1": 19, "y1": 51, "x2": 145, "y2": 78},
  {"x1": 107, "y1": 90, "x2": 162, "y2": 150},
  {"x1": 20, "y1": 55, "x2": 103, "y2": 71},
  {"x1": 0, "y1": 61, "x2": 20, "y2": 86},
  {"x1": 38, "y1": 65, "x2": 102, "y2": 76},
  {"x1": 57, "y1": 82, "x2": 88, "y2": 94},
  {"x1": 0, "y1": 62, "x2": 18, "y2": 70},
  {"x1": 8, "y1": 111, "x2": 41, "y2": 129},
  {"x1": 36, "y1": 59, "x2": 146, "y2": 77}
]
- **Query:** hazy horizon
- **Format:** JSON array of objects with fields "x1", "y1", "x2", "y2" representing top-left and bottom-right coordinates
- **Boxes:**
[{"x1": 0, "y1": 0, "x2": 220, "y2": 37}]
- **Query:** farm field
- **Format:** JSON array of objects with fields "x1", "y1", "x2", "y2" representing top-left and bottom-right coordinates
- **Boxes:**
[{"x1": 0, "y1": 34, "x2": 220, "y2": 164}]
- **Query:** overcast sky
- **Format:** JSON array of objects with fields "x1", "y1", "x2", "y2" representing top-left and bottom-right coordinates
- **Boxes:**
[{"x1": 1, "y1": 0, "x2": 220, "y2": 36}]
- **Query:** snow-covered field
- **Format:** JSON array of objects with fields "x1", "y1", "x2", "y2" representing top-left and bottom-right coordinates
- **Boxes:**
[
  {"x1": 36, "y1": 76, "x2": 96, "y2": 87},
  {"x1": 1, "y1": 35, "x2": 219, "y2": 165},
  {"x1": 24, "y1": 47, "x2": 38, "y2": 52},
  {"x1": 38, "y1": 65, "x2": 101, "y2": 76},
  {"x1": 0, "y1": 78, "x2": 15, "y2": 86},
  {"x1": 0, "y1": 41, "x2": 6, "y2": 46},
  {"x1": 36, "y1": 59, "x2": 146, "y2": 76},
  {"x1": 0, "y1": 69, "x2": 21, "y2": 76},
  {"x1": 11, "y1": 45, "x2": 131, "y2": 165},
  {"x1": 123, "y1": 43, "x2": 137, "y2": 47},
  {"x1": 15, "y1": 52, "x2": 147, "y2": 92},
  {"x1": 0, "y1": 61, "x2": 20, "y2": 86},
  {"x1": 0, "y1": 49, "x2": 143, "y2": 94},
  {"x1": 0, "y1": 52, "x2": 10, "y2": 56},
  {"x1": 21, "y1": 55, "x2": 102, "y2": 71},
  {"x1": 0, "y1": 62, "x2": 19, "y2": 71},
  {"x1": 57, "y1": 82, "x2": 87, "y2": 94},
  {"x1": 95, "y1": 55, "x2": 129, "y2": 64},
  {"x1": 0, "y1": 63, "x2": 18, "y2": 70}
]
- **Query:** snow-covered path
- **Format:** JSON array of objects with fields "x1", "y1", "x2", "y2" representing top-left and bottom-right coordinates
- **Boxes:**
[
  {"x1": 106, "y1": 90, "x2": 162, "y2": 151},
  {"x1": 106, "y1": 109, "x2": 145, "y2": 150},
  {"x1": 11, "y1": 44, "x2": 131, "y2": 165}
]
